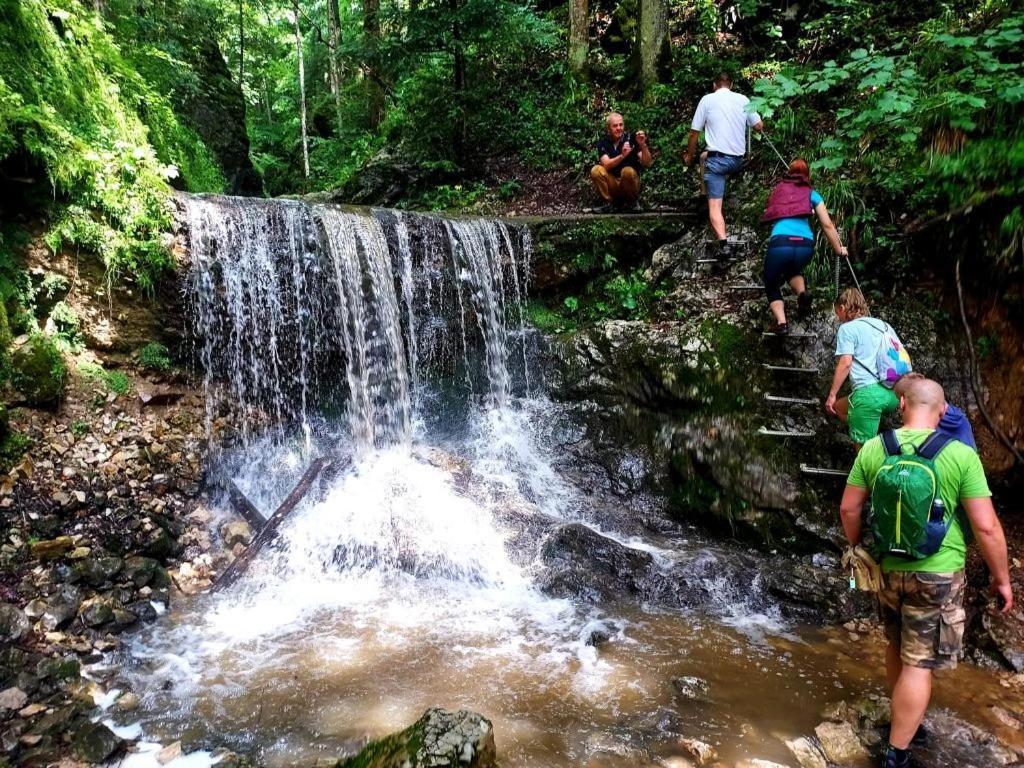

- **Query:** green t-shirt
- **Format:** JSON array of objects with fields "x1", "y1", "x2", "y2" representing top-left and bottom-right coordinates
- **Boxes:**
[{"x1": 847, "y1": 427, "x2": 991, "y2": 572}]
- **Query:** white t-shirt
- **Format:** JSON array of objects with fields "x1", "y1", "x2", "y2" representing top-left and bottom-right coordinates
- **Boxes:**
[{"x1": 690, "y1": 88, "x2": 762, "y2": 157}]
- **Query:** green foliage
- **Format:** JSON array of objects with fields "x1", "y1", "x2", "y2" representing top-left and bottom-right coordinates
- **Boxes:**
[
  {"x1": 10, "y1": 334, "x2": 67, "y2": 407},
  {"x1": 71, "y1": 420, "x2": 90, "y2": 437},
  {"x1": 0, "y1": 430, "x2": 31, "y2": 473},
  {"x1": 77, "y1": 361, "x2": 132, "y2": 395},
  {"x1": 0, "y1": 0, "x2": 225, "y2": 292},
  {"x1": 137, "y1": 341, "x2": 173, "y2": 371},
  {"x1": 749, "y1": 9, "x2": 1024, "y2": 265},
  {"x1": 48, "y1": 301, "x2": 83, "y2": 352}
]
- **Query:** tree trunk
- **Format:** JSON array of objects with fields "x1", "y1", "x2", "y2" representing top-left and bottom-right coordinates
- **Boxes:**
[
  {"x1": 568, "y1": 0, "x2": 588, "y2": 79},
  {"x1": 238, "y1": 0, "x2": 245, "y2": 87},
  {"x1": 639, "y1": 0, "x2": 667, "y2": 95},
  {"x1": 292, "y1": 3, "x2": 310, "y2": 179},
  {"x1": 450, "y1": 0, "x2": 466, "y2": 156},
  {"x1": 326, "y1": 0, "x2": 344, "y2": 131},
  {"x1": 364, "y1": 0, "x2": 384, "y2": 128}
]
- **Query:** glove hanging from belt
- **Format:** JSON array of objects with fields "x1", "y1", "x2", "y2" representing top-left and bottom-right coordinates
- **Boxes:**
[{"x1": 841, "y1": 545, "x2": 882, "y2": 593}]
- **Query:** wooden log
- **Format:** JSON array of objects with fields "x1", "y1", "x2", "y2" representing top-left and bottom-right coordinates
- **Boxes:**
[
  {"x1": 213, "y1": 456, "x2": 341, "y2": 592},
  {"x1": 226, "y1": 480, "x2": 267, "y2": 531}
]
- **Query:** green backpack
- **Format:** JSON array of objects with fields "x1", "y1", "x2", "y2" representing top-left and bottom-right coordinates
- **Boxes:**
[{"x1": 868, "y1": 430, "x2": 956, "y2": 559}]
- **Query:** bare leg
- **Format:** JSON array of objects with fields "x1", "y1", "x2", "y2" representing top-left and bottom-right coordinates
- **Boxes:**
[
  {"x1": 769, "y1": 299, "x2": 786, "y2": 325},
  {"x1": 789, "y1": 275, "x2": 806, "y2": 295},
  {"x1": 889, "y1": 665, "x2": 932, "y2": 749},
  {"x1": 886, "y1": 640, "x2": 902, "y2": 691},
  {"x1": 708, "y1": 197, "x2": 726, "y2": 240}
]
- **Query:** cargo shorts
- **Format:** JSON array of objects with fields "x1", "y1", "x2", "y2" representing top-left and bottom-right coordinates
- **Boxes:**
[{"x1": 877, "y1": 570, "x2": 966, "y2": 670}]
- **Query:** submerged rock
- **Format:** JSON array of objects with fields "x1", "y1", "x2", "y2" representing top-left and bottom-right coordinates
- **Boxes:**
[
  {"x1": 538, "y1": 522, "x2": 654, "y2": 603},
  {"x1": 336, "y1": 708, "x2": 496, "y2": 768},
  {"x1": 813, "y1": 721, "x2": 869, "y2": 764}
]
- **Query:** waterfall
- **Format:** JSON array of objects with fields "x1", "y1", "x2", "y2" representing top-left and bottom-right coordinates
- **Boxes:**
[{"x1": 183, "y1": 195, "x2": 532, "y2": 452}]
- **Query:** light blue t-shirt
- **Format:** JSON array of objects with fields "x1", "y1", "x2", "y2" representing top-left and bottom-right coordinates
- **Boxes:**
[
  {"x1": 835, "y1": 316, "x2": 891, "y2": 390},
  {"x1": 770, "y1": 190, "x2": 824, "y2": 239}
]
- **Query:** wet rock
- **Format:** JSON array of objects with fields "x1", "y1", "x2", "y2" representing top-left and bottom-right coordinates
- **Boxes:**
[
  {"x1": 114, "y1": 692, "x2": 140, "y2": 712},
  {"x1": 109, "y1": 607, "x2": 139, "y2": 631},
  {"x1": 735, "y1": 761, "x2": 790, "y2": 768},
  {"x1": 990, "y1": 705, "x2": 1023, "y2": 730},
  {"x1": 671, "y1": 676, "x2": 711, "y2": 703},
  {"x1": 42, "y1": 585, "x2": 82, "y2": 630},
  {"x1": 23, "y1": 598, "x2": 47, "y2": 620},
  {"x1": 0, "y1": 603, "x2": 31, "y2": 643},
  {"x1": 813, "y1": 721, "x2": 870, "y2": 764},
  {"x1": 785, "y1": 736, "x2": 827, "y2": 768},
  {"x1": 123, "y1": 555, "x2": 166, "y2": 588},
  {"x1": 677, "y1": 738, "x2": 717, "y2": 766},
  {"x1": 158, "y1": 741, "x2": 183, "y2": 764},
  {"x1": 765, "y1": 558, "x2": 874, "y2": 624},
  {"x1": 336, "y1": 707, "x2": 496, "y2": 768},
  {"x1": 72, "y1": 721, "x2": 123, "y2": 762},
  {"x1": 585, "y1": 732, "x2": 648, "y2": 761},
  {"x1": 74, "y1": 555, "x2": 125, "y2": 586},
  {"x1": 0, "y1": 686, "x2": 28, "y2": 711},
  {"x1": 80, "y1": 599, "x2": 115, "y2": 628},
  {"x1": 30, "y1": 536, "x2": 74, "y2": 561},
  {"x1": 36, "y1": 655, "x2": 80, "y2": 682},
  {"x1": 538, "y1": 522, "x2": 654, "y2": 603},
  {"x1": 220, "y1": 519, "x2": 253, "y2": 548},
  {"x1": 982, "y1": 611, "x2": 1024, "y2": 672}
]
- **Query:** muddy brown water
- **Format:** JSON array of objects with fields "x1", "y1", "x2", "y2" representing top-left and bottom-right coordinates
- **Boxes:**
[{"x1": 118, "y1": 597, "x2": 1024, "y2": 768}]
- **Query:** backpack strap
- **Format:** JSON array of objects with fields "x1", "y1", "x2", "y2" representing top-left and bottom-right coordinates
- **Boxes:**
[
  {"x1": 880, "y1": 430, "x2": 901, "y2": 457},
  {"x1": 916, "y1": 430, "x2": 955, "y2": 460}
]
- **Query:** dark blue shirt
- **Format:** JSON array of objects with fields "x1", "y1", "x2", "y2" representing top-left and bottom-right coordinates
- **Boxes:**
[
  {"x1": 597, "y1": 132, "x2": 643, "y2": 177},
  {"x1": 940, "y1": 404, "x2": 977, "y2": 450}
]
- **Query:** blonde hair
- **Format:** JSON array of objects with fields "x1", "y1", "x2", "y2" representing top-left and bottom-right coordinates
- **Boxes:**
[{"x1": 834, "y1": 288, "x2": 869, "y2": 319}]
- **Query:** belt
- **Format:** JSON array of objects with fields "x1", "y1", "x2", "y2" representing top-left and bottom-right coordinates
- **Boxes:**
[{"x1": 706, "y1": 151, "x2": 744, "y2": 159}]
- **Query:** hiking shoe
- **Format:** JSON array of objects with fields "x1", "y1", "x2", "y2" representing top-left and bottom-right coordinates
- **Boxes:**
[
  {"x1": 769, "y1": 322, "x2": 790, "y2": 336},
  {"x1": 590, "y1": 203, "x2": 615, "y2": 214},
  {"x1": 797, "y1": 292, "x2": 812, "y2": 317},
  {"x1": 881, "y1": 746, "x2": 921, "y2": 768},
  {"x1": 622, "y1": 200, "x2": 643, "y2": 213},
  {"x1": 911, "y1": 724, "x2": 928, "y2": 747}
]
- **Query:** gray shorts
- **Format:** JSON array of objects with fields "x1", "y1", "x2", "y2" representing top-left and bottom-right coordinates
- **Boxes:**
[{"x1": 704, "y1": 154, "x2": 745, "y2": 199}]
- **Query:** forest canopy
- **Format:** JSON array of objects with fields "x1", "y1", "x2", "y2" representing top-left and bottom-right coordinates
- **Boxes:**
[{"x1": 0, "y1": 0, "x2": 1021, "y2": 299}]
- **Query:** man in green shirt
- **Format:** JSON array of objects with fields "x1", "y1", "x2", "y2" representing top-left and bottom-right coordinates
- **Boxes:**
[{"x1": 839, "y1": 377, "x2": 1013, "y2": 768}]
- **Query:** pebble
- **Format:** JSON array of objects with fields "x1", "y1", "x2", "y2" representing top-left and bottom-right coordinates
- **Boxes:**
[{"x1": 0, "y1": 687, "x2": 29, "y2": 711}]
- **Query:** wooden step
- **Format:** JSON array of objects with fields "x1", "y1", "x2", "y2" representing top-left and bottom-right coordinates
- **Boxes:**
[
  {"x1": 758, "y1": 426, "x2": 816, "y2": 438},
  {"x1": 765, "y1": 394, "x2": 818, "y2": 405},
  {"x1": 762, "y1": 331, "x2": 818, "y2": 339},
  {"x1": 800, "y1": 463, "x2": 848, "y2": 477},
  {"x1": 763, "y1": 364, "x2": 819, "y2": 374}
]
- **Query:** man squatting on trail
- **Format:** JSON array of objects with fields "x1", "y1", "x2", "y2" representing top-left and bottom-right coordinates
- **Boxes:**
[
  {"x1": 839, "y1": 377, "x2": 1013, "y2": 768},
  {"x1": 590, "y1": 112, "x2": 653, "y2": 212}
]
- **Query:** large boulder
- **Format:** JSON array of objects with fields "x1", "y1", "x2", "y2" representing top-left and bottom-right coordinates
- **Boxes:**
[
  {"x1": 538, "y1": 522, "x2": 655, "y2": 603},
  {"x1": 336, "y1": 708, "x2": 496, "y2": 768},
  {"x1": 10, "y1": 334, "x2": 67, "y2": 407}
]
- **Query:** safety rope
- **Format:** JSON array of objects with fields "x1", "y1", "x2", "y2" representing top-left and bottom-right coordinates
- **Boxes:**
[{"x1": 760, "y1": 132, "x2": 789, "y2": 171}]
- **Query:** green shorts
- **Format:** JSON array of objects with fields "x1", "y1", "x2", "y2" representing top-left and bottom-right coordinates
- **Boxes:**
[{"x1": 848, "y1": 383, "x2": 899, "y2": 443}]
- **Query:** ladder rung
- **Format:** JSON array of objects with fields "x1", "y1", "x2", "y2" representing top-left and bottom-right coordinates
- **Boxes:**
[
  {"x1": 762, "y1": 331, "x2": 818, "y2": 339},
  {"x1": 800, "y1": 463, "x2": 848, "y2": 477},
  {"x1": 763, "y1": 364, "x2": 819, "y2": 373},
  {"x1": 758, "y1": 427, "x2": 816, "y2": 438},
  {"x1": 696, "y1": 258, "x2": 741, "y2": 264},
  {"x1": 728, "y1": 284, "x2": 761, "y2": 291},
  {"x1": 704, "y1": 240, "x2": 749, "y2": 246},
  {"x1": 766, "y1": 394, "x2": 818, "y2": 405}
]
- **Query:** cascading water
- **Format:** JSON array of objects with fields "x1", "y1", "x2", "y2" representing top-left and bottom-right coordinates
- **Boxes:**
[{"x1": 116, "y1": 195, "x2": 892, "y2": 768}]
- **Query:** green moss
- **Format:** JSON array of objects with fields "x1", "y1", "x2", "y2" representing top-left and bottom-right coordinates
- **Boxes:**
[
  {"x1": 0, "y1": 430, "x2": 31, "y2": 474},
  {"x1": 10, "y1": 334, "x2": 67, "y2": 407},
  {"x1": 77, "y1": 361, "x2": 132, "y2": 395},
  {"x1": 526, "y1": 301, "x2": 574, "y2": 333},
  {"x1": 137, "y1": 341, "x2": 172, "y2": 371}
]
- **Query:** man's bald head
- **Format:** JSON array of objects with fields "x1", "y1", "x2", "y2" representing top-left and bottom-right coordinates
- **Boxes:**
[{"x1": 899, "y1": 376, "x2": 946, "y2": 428}]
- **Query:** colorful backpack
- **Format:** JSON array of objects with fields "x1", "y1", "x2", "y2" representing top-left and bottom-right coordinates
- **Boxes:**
[
  {"x1": 855, "y1": 319, "x2": 912, "y2": 388},
  {"x1": 868, "y1": 430, "x2": 955, "y2": 559}
]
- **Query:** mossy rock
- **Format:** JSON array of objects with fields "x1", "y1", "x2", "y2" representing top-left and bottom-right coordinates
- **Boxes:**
[
  {"x1": 10, "y1": 334, "x2": 68, "y2": 407},
  {"x1": 336, "y1": 708, "x2": 496, "y2": 768}
]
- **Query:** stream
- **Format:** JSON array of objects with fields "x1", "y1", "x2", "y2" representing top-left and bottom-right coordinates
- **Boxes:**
[{"x1": 104, "y1": 196, "x2": 1024, "y2": 768}]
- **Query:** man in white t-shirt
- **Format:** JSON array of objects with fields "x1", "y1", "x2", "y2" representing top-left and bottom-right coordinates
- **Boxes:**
[{"x1": 683, "y1": 73, "x2": 764, "y2": 255}]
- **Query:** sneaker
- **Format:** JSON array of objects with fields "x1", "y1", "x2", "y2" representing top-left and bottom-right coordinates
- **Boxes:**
[
  {"x1": 911, "y1": 724, "x2": 928, "y2": 747},
  {"x1": 622, "y1": 200, "x2": 643, "y2": 213},
  {"x1": 590, "y1": 203, "x2": 615, "y2": 214},
  {"x1": 882, "y1": 746, "x2": 912, "y2": 768},
  {"x1": 797, "y1": 292, "x2": 812, "y2": 317},
  {"x1": 769, "y1": 322, "x2": 790, "y2": 336}
]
